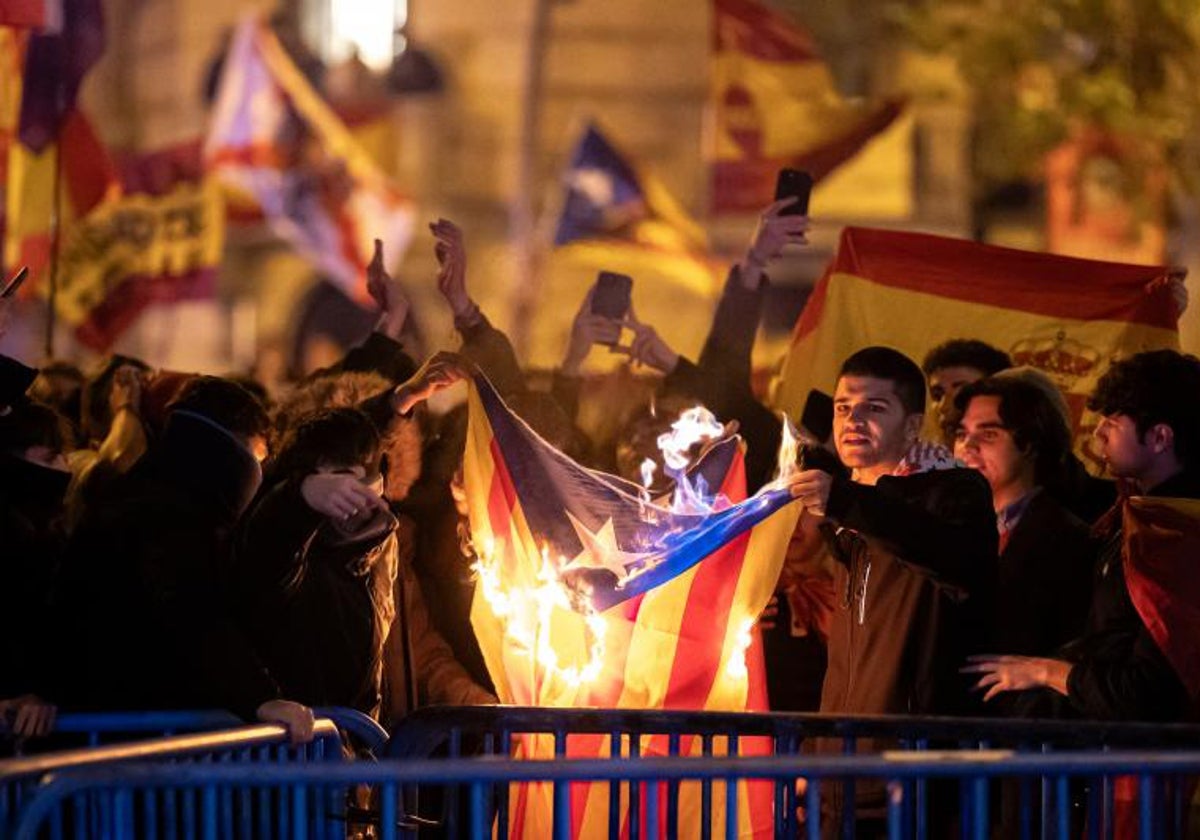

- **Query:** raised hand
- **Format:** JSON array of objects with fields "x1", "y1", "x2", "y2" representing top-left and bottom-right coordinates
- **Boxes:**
[
  {"x1": 431, "y1": 219, "x2": 474, "y2": 319},
  {"x1": 740, "y1": 198, "x2": 812, "y2": 288},
  {"x1": 618, "y1": 307, "x2": 679, "y2": 374},
  {"x1": 391, "y1": 351, "x2": 475, "y2": 415},
  {"x1": 561, "y1": 288, "x2": 621, "y2": 375},
  {"x1": 367, "y1": 238, "x2": 411, "y2": 339}
]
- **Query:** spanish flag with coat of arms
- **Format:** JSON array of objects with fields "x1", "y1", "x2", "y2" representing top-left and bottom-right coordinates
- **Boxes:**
[{"x1": 776, "y1": 227, "x2": 1180, "y2": 472}]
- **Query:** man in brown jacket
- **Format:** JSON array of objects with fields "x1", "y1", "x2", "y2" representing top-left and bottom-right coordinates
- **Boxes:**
[{"x1": 788, "y1": 346, "x2": 998, "y2": 836}]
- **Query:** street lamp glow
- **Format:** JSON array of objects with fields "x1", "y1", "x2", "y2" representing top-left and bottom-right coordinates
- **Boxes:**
[{"x1": 328, "y1": 0, "x2": 405, "y2": 71}]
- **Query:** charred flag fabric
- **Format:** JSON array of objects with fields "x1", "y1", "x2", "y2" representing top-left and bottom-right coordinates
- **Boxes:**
[
  {"x1": 776, "y1": 227, "x2": 1179, "y2": 472},
  {"x1": 205, "y1": 16, "x2": 414, "y2": 304},
  {"x1": 710, "y1": 0, "x2": 902, "y2": 214},
  {"x1": 464, "y1": 374, "x2": 801, "y2": 838}
]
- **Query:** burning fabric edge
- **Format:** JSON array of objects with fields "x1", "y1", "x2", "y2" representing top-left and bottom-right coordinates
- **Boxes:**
[{"x1": 462, "y1": 373, "x2": 805, "y2": 701}]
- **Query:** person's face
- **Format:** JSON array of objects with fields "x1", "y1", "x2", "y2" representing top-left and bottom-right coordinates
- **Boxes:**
[
  {"x1": 1092, "y1": 413, "x2": 1155, "y2": 479},
  {"x1": 954, "y1": 395, "x2": 1033, "y2": 499},
  {"x1": 833, "y1": 375, "x2": 921, "y2": 471},
  {"x1": 928, "y1": 365, "x2": 986, "y2": 431}
]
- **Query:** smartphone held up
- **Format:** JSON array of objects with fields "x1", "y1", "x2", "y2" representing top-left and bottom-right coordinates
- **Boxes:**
[{"x1": 775, "y1": 168, "x2": 813, "y2": 217}]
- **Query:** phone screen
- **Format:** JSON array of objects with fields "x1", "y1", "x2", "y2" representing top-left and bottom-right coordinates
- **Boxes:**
[
  {"x1": 591, "y1": 271, "x2": 633, "y2": 321},
  {"x1": 775, "y1": 169, "x2": 813, "y2": 217}
]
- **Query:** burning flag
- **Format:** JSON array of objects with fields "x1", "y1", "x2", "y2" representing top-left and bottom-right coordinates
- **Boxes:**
[
  {"x1": 464, "y1": 374, "x2": 802, "y2": 838},
  {"x1": 204, "y1": 16, "x2": 414, "y2": 304}
]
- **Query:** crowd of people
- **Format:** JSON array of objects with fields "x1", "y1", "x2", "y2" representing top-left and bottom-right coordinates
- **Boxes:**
[{"x1": 3, "y1": 200, "x2": 1199, "y2": 825}]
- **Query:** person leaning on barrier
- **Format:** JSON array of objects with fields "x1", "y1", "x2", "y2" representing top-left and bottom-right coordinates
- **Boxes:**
[
  {"x1": 0, "y1": 401, "x2": 73, "y2": 742},
  {"x1": 53, "y1": 376, "x2": 315, "y2": 743},
  {"x1": 786, "y1": 346, "x2": 998, "y2": 833},
  {"x1": 965, "y1": 350, "x2": 1200, "y2": 722}
]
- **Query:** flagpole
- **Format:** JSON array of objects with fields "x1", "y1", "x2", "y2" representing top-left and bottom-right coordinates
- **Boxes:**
[
  {"x1": 508, "y1": 0, "x2": 553, "y2": 356},
  {"x1": 45, "y1": 142, "x2": 62, "y2": 360}
]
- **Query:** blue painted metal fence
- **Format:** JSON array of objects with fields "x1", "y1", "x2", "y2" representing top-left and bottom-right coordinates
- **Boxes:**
[
  {"x1": 386, "y1": 706, "x2": 1200, "y2": 839},
  {"x1": 13, "y1": 751, "x2": 1200, "y2": 840},
  {"x1": 0, "y1": 717, "x2": 347, "y2": 837}
]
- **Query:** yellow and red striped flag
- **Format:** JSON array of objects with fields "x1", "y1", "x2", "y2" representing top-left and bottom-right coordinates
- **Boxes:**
[
  {"x1": 710, "y1": 0, "x2": 903, "y2": 215},
  {"x1": 776, "y1": 227, "x2": 1179, "y2": 472},
  {"x1": 464, "y1": 374, "x2": 801, "y2": 838}
]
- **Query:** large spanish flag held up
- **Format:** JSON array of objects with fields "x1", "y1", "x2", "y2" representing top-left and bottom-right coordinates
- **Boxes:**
[
  {"x1": 710, "y1": 0, "x2": 903, "y2": 215},
  {"x1": 464, "y1": 373, "x2": 802, "y2": 839},
  {"x1": 777, "y1": 227, "x2": 1179, "y2": 473},
  {"x1": 205, "y1": 16, "x2": 414, "y2": 305}
]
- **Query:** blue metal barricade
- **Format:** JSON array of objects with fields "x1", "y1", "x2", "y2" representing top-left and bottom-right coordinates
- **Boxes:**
[
  {"x1": 386, "y1": 706, "x2": 1200, "y2": 838},
  {"x1": 14, "y1": 750, "x2": 1200, "y2": 840},
  {"x1": 0, "y1": 717, "x2": 347, "y2": 837}
]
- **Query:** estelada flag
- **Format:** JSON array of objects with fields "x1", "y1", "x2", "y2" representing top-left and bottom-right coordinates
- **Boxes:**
[
  {"x1": 464, "y1": 373, "x2": 800, "y2": 838},
  {"x1": 204, "y1": 16, "x2": 414, "y2": 304},
  {"x1": 710, "y1": 0, "x2": 903, "y2": 215},
  {"x1": 1, "y1": 4, "x2": 115, "y2": 293},
  {"x1": 776, "y1": 227, "x2": 1179, "y2": 472},
  {"x1": 53, "y1": 140, "x2": 222, "y2": 350},
  {"x1": 530, "y1": 122, "x2": 726, "y2": 369}
]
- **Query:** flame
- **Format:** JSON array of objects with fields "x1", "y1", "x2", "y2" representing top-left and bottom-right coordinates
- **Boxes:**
[
  {"x1": 640, "y1": 457, "x2": 657, "y2": 490},
  {"x1": 471, "y1": 535, "x2": 607, "y2": 689},
  {"x1": 773, "y1": 413, "x2": 802, "y2": 485},
  {"x1": 657, "y1": 406, "x2": 725, "y2": 472},
  {"x1": 724, "y1": 617, "x2": 756, "y2": 680}
]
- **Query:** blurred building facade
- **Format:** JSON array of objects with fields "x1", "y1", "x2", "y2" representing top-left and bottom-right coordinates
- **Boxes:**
[{"x1": 66, "y1": 0, "x2": 975, "y2": 380}]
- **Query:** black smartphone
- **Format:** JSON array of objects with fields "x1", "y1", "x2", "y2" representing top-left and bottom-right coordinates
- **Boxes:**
[
  {"x1": 800, "y1": 388, "x2": 833, "y2": 443},
  {"x1": 2, "y1": 266, "x2": 29, "y2": 298},
  {"x1": 591, "y1": 271, "x2": 633, "y2": 320},
  {"x1": 775, "y1": 168, "x2": 813, "y2": 216}
]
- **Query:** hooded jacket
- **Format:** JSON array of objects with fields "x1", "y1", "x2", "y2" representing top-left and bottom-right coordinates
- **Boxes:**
[{"x1": 53, "y1": 411, "x2": 278, "y2": 718}]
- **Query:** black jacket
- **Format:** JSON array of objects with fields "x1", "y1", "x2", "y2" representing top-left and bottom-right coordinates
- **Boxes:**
[
  {"x1": 1059, "y1": 469, "x2": 1200, "y2": 721},
  {"x1": 993, "y1": 490, "x2": 1095, "y2": 658},
  {"x1": 229, "y1": 477, "x2": 398, "y2": 714},
  {"x1": 0, "y1": 455, "x2": 69, "y2": 699},
  {"x1": 53, "y1": 412, "x2": 278, "y2": 718}
]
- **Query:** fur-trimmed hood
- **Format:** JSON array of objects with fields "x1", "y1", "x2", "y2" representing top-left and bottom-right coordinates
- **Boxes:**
[{"x1": 273, "y1": 371, "x2": 423, "y2": 503}]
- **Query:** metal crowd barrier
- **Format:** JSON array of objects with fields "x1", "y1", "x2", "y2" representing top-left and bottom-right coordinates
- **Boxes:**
[
  {"x1": 13, "y1": 751, "x2": 1200, "y2": 840},
  {"x1": 0, "y1": 717, "x2": 347, "y2": 837},
  {"x1": 385, "y1": 706, "x2": 1200, "y2": 838},
  {"x1": 1, "y1": 706, "x2": 387, "y2": 754}
]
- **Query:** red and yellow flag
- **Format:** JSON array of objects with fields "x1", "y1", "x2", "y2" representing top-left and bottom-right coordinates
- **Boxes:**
[
  {"x1": 465, "y1": 375, "x2": 800, "y2": 838},
  {"x1": 777, "y1": 227, "x2": 1179, "y2": 472},
  {"x1": 710, "y1": 0, "x2": 903, "y2": 215}
]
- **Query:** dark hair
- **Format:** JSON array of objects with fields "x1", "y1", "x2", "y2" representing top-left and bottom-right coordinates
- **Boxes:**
[
  {"x1": 1088, "y1": 350, "x2": 1200, "y2": 469},
  {"x1": 955, "y1": 376, "x2": 1074, "y2": 491},
  {"x1": 0, "y1": 400, "x2": 71, "y2": 456},
  {"x1": 269, "y1": 407, "x2": 381, "y2": 483},
  {"x1": 922, "y1": 339, "x2": 1012, "y2": 377},
  {"x1": 81, "y1": 355, "x2": 152, "y2": 443},
  {"x1": 168, "y1": 376, "x2": 270, "y2": 442},
  {"x1": 838, "y1": 346, "x2": 926, "y2": 415}
]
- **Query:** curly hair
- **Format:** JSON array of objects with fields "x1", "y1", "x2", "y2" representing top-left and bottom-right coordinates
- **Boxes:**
[
  {"x1": 921, "y1": 339, "x2": 1012, "y2": 378},
  {"x1": 1088, "y1": 350, "x2": 1200, "y2": 469}
]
